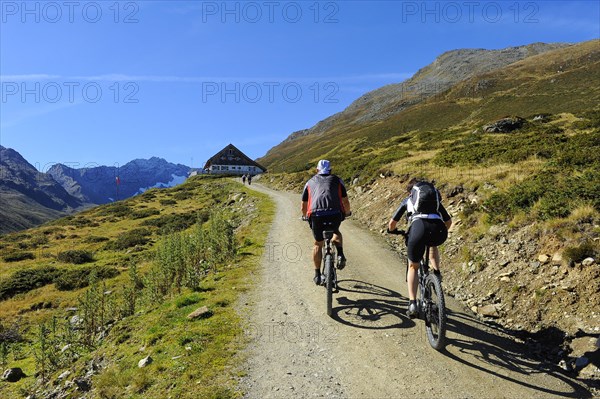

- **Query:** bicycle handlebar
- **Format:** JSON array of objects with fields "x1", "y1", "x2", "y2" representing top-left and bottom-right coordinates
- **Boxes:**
[{"x1": 387, "y1": 228, "x2": 406, "y2": 236}]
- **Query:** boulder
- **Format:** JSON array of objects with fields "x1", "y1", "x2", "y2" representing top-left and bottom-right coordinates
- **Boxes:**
[
  {"x1": 538, "y1": 254, "x2": 550, "y2": 264},
  {"x1": 2, "y1": 368, "x2": 25, "y2": 382},
  {"x1": 138, "y1": 356, "x2": 153, "y2": 368},
  {"x1": 483, "y1": 116, "x2": 525, "y2": 133},
  {"x1": 57, "y1": 370, "x2": 71, "y2": 380},
  {"x1": 187, "y1": 306, "x2": 213, "y2": 320},
  {"x1": 582, "y1": 257, "x2": 595, "y2": 266},
  {"x1": 477, "y1": 304, "x2": 500, "y2": 318},
  {"x1": 75, "y1": 377, "x2": 92, "y2": 391},
  {"x1": 551, "y1": 252, "x2": 563, "y2": 265}
]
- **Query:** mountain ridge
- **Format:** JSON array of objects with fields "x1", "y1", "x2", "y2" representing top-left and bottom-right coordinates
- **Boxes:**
[
  {"x1": 272, "y1": 41, "x2": 572, "y2": 149},
  {"x1": 259, "y1": 40, "x2": 599, "y2": 173},
  {"x1": 48, "y1": 157, "x2": 190, "y2": 205},
  {"x1": 1, "y1": 147, "x2": 192, "y2": 234},
  {"x1": 0, "y1": 145, "x2": 85, "y2": 234}
]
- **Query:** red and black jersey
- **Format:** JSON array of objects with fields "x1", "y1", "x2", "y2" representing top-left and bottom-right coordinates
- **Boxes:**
[{"x1": 302, "y1": 174, "x2": 347, "y2": 217}]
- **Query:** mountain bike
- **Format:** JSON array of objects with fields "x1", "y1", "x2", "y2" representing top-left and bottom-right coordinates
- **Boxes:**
[
  {"x1": 388, "y1": 229, "x2": 447, "y2": 350},
  {"x1": 302, "y1": 217, "x2": 337, "y2": 317},
  {"x1": 321, "y1": 227, "x2": 338, "y2": 317}
]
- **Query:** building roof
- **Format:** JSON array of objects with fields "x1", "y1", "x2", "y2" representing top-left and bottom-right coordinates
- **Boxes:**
[{"x1": 203, "y1": 144, "x2": 267, "y2": 171}]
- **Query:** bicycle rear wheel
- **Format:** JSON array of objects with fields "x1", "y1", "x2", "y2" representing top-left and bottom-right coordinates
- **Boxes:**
[
  {"x1": 325, "y1": 253, "x2": 333, "y2": 317},
  {"x1": 423, "y1": 273, "x2": 446, "y2": 350}
]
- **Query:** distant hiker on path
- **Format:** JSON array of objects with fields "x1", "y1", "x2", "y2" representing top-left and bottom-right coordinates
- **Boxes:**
[
  {"x1": 242, "y1": 174, "x2": 246, "y2": 184},
  {"x1": 248, "y1": 175, "x2": 252, "y2": 185}
]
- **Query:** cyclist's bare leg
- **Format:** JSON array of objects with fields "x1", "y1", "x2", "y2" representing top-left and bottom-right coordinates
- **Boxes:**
[
  {"x1": 407, "y1": 260, "x2": 420, "y2": 300},
  {"x1": 313, "y1": 240, "x2": 324, "y2": 270},
  {"x1": 332, "y1": 231, "x2": 343, "y2": 248},
  {"x1": 430, "y1": 246, "x2": 441, "y2": 272}
]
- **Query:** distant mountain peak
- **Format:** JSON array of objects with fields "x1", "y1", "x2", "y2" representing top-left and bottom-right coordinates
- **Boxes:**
[
  {"x1": 1, "y1": 146, "x2": 84, "y2": 234},
  {"x1": 48, "y1": 157, "x2": 190, "y2": 205}
]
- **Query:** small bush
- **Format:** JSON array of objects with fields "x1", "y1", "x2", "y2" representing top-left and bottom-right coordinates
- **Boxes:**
[
  {"x1": 0, "y1": 267, "x2": 59, "y2": 300},
  {"x1": 141, "y1": 213, "x2": 198, "y2": 235},
  {"x1": 30, "y1": 234, "x2": 49, "y2": 248},
  {"x1": 105, "y1": 228, "x2": 152, "y2": 250},
  {"x1": 573, "y1": 110, "x2": 600, "y2": 130},
  {"x1": 83, "y1": 236, "x2": 110, "y2": 243},
  {"x1": 54, "y1": 266, "x2": 119, "y2": 291},
  {"x1": 57, "y1": 250, "x2": 95, "y2": 264},
  {"x1": 2, "y1": 233, "x2": 31, "y2": 242},
  {"x1": 174, "y1": 191, "x2": 193, "y2": 201},
  {"x1": 2, "y1": 251, "x2": 35, "y2": 262},
  {"x1": 159, "y1": 199, "x2": 177, "y2": 206},
  {"x1": 98, "y1": 203, "x2": 132, "y2": 218},
  {"x1": 131, "y1": 208, "x2": 160, "y2": 219},
  {"x1": 175, "y1": 294, "x2": 203, "y2": 308},
  {"x1": 563, "y1": 241, "x2": 598, "y2": 264}
]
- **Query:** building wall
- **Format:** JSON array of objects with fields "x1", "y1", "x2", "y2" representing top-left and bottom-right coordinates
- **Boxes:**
[{"x1": 208, "y1": 165, "x2": 264, "y2": 175}]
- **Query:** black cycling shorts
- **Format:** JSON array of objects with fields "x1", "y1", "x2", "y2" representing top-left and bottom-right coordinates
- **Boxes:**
[
  {"x1": 406, "y1": 218, "x2": 448, "y2": 263},
  {"x1": 309, "y1": 214, "x2": 343, "y2": 242}
]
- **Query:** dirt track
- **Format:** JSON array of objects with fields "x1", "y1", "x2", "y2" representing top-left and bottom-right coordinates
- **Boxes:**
[{"x1": 238, "y1": 183, "x2": 593, "y2": 398}]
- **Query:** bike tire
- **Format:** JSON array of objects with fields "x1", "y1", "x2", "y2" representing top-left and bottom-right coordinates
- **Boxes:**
[
  {"x1": 325, "y1": 254, "x2": 333, "y2": 317},
  {"x1": 423, "y1": 273, "x2": 447, "y2": 350}
]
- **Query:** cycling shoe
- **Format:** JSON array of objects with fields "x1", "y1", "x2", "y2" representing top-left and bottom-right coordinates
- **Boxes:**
[{"x1": 407, "y1": 301, "x2": 418, "y2": 319}]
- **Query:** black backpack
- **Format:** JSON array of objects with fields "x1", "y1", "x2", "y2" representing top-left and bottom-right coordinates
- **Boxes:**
[{"x1": 408, "y1": 181, "x2": 440, "y2": 215}]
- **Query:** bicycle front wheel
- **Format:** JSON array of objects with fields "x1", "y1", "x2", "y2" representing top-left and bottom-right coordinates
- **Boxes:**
[
  {"x1": 423, "y1": 273, "x2": 446, "y2": 350},
  {"x1": 325, "y1": 254, "x2": 333, "y2": 317}
]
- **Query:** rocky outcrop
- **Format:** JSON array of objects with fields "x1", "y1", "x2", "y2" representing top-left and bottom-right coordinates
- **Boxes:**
[
  {"x1": 2, "y1": 367, "x2": 25, "y2": 382},
  {"x1": 483, "y1": 116, "x2": 526, "y2": 133}
]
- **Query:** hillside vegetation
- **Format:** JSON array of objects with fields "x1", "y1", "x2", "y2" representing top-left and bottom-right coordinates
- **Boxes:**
[
  {"x1": 258, "y1": 41, "x2": 600, "y2": 344},
  {"x1": 0, "y1": 176, "x2": 274, "y2": 398},
  {"x1": 260, "y1": 40, "x2": 599, "y2": 173}
]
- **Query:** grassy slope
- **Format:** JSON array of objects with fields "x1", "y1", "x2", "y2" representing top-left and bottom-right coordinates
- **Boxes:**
[{"x1": 0, "y1": 176, "x2": 274, "y2": 398}]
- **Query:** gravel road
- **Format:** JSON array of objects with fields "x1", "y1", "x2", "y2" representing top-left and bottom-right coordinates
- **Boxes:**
[{"x1": 238, "y1": 183, "x2": 592, "y2": 398}]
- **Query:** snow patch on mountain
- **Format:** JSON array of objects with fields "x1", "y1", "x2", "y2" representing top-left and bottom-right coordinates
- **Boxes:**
[{"x1": 137, "y1": 174, "x2": 187, "y2": 194}]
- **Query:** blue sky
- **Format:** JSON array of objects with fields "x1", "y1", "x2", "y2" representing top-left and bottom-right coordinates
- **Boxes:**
[{"x1": 1, "y1": 0, "x2": 598, "y2": 171}]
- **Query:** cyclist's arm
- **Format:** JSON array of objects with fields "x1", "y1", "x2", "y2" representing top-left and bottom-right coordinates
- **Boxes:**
[
  {"x1": 342, "y1": 197, "x2": 351, "y2": 216},
  {"x1": 301, "y1": 183, "x2": 310, "y2": 218},
  {"x1": 388, "y1": 198, "x2": 408, "y2": 232},
  {"x1": 439, "y1": 203, "x2": 452, "y2": 229}
]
